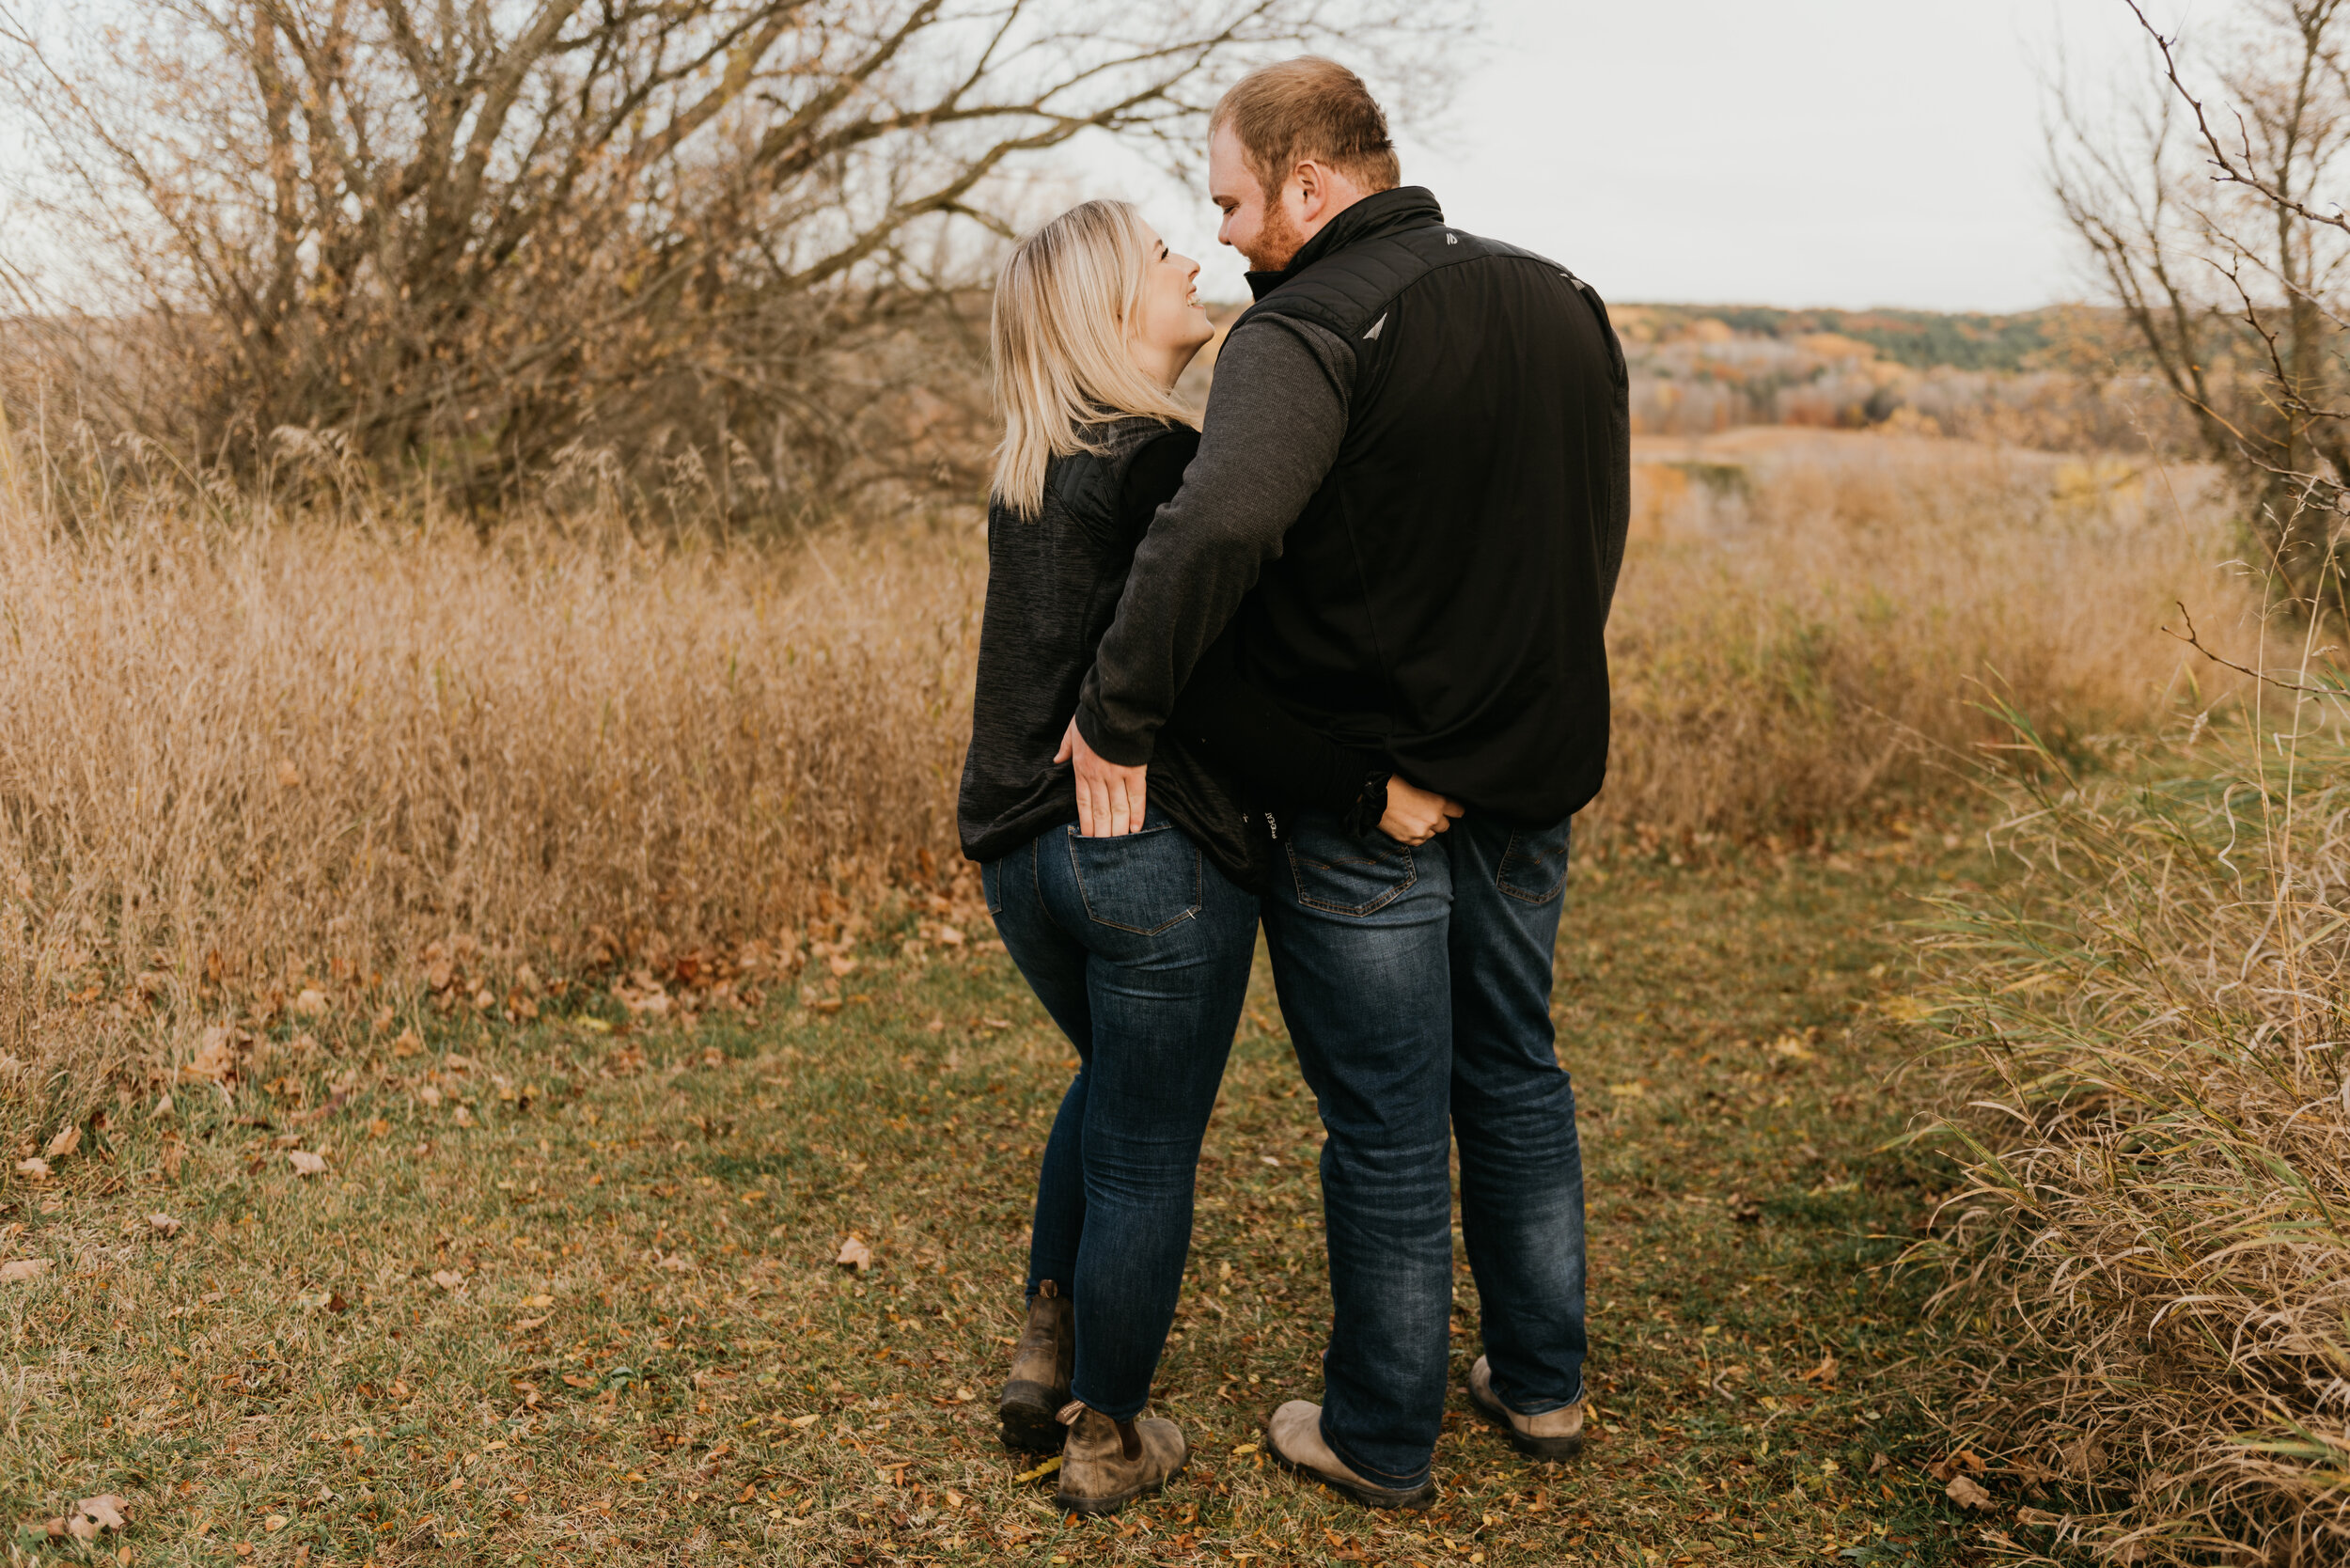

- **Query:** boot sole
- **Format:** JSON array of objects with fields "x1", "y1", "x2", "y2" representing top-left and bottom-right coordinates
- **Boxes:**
[
  {"x1": 998, "y1": 1381, "x2": 1066, "y2": 1455},
  {"x1": 1053, "y1": 1453, "x2": 1187, "y2": 1517},
  {"x1": 1264, "y1": 1424, "x2": 1435, "y2": 1511},
  {"x1": 1466, "y1": 1379, "x2": 1585, "y2": 1461}
]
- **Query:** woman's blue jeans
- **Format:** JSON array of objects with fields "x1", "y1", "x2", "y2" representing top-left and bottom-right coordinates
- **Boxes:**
[{"x1": 982, "y1": 811, "x2": 1260, "y2": 1420}]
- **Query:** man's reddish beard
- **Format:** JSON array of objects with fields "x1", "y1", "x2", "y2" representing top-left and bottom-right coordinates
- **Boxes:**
[{"x1": 1241, "y1": 191, "x2": 1308, "y2": 274}]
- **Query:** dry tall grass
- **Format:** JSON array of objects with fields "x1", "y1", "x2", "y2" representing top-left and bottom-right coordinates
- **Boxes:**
[
  {"x1": 0, "y1": 494, "x2": 982, "y2": 1130},
  {"x1": 1599, "y1": 429, "x2": 2249, "y2": 846},
  {"x1": 1910, "y1": 688, "x2": 2350, "y2": 1565},
  {"x1": 0, "y1": 426, "x2": 2249, "y2": 1140}
]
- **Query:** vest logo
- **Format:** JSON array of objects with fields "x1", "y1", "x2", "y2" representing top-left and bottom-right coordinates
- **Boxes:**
[
  {"x1": 1362, "y1": 313, "x2": 1387, "y2": 341},
  {"x1": 1445, "y1": 232, "x2": 1459, "y2": 245}
]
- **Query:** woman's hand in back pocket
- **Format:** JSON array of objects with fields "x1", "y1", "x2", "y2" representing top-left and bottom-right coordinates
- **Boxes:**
[{"x1": 1382, "y1": 778, "x2": 1465, "y2": 845}]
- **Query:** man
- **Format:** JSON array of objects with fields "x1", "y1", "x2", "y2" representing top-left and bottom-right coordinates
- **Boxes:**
[{"x1": 1060, "y1": 56, "x2": 1630, "y2": 1507}]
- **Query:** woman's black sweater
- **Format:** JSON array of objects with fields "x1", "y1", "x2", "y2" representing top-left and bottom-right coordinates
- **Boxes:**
[{"x1": 958, "y1": 420, "x2": 1380, "y2": 890}]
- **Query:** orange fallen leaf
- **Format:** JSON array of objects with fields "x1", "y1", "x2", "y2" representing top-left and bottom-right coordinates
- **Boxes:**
[
  {"x1": 431, "y1": 1269, "x2": 465, "y2": 1292},
  {"x1": 289, "y1": 1151, "x2": 328, "y2": 1177},
  {"x1": 513, "y1": 1315, "x2": 549, "y2": 1330},
  {"x1": 0, "y1": 1259, "x2": 52, "y2": 1283},
  {"x1": 149, "y1": 1213, "x2": 181, "y2": 1238},
  {"x1": 294, "y1": 989, "x2": 328, "y2": 1017},
  {"x1": 44, "y1": 1124, "x2": 80, "y2": 1161},
  {"x1": 1945, "y1": 1473, "x2": 1994, "y2": 1511},
  {"x1": 14, "y1": 1156, "x2": 50, "y2": 1182},
  {"x1": 835, "y1": 1236, "x2": 873, "y2": 1272}
]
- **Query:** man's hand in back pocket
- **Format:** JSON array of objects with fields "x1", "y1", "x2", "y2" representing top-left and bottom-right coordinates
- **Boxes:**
[{"x1": 1056, "y1": 718, "x2": 1149, "y2": 838}]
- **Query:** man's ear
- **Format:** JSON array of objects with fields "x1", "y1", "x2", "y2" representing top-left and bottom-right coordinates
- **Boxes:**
[{"x1": 1291, "y1": 160, "x2": 1323, "y2": 222}]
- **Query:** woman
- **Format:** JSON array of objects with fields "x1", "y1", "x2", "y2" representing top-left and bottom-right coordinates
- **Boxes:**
[{"x1": 957, "y1": 199, "x2": 1459, "y2": 1517}]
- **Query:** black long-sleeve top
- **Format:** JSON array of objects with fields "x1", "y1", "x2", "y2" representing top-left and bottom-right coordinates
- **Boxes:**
[{"x1": 958, "y1": 421, "x2": 1379, "y2": 891}]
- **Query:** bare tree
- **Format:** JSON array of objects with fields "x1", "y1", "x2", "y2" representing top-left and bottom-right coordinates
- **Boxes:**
[
  {"x1": 0, "y1": 0, "x2": 1465, "y2": 520},
  {"x1": 2049, "y1": 0, "x2": 2350, "y2": 614}
]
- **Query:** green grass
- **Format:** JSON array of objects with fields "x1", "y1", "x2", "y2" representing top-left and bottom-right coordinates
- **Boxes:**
[{"x1": 3, "y1": 825, "x2": 1996, "y2": 1566}]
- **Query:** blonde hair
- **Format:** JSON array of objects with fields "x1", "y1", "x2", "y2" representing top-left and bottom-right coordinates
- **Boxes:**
[
  {"x1": 989, "y1": 199, "x2": 1194, "y2": 518},
  {"x1": 1210, "y1": 57, "x2": 1401, "y2": 202}
]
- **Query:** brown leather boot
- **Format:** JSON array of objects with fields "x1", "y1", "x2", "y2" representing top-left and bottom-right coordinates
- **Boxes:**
[
  {"x1": 998, "y1": 1282, "x2": 1073, "y2": 1452},
  {"x1": 1466, "y1": 1356, "x2": 1585, "y2": 1460},
  {"x1": 1051, "y1": 1400, "x2": 1188, "y2": 1517},
  {"x1": 1263, "y1": 1399, "x2": 1436, "y2": 1510}
]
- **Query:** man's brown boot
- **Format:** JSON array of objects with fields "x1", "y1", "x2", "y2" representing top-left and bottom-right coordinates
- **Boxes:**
[
  {"x1": 997, "y1": 1282, "x2": 1073, "y2": 1453},
  {"x1": 1466, "y1": 1356, "x2": 1585, "y2": 1460},
  {"x1": 1263, "y1": 1400, "x2": 1436, "y2": 1510},
  {"x1": 1051, "y1": 1401, "x2": 1188, "y2": 1517}
]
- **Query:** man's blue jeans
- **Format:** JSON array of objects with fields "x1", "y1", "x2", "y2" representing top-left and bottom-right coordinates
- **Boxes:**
[
  {"x1": 1262, "y1": 808, "x2": 1587, "y2": 1492},
  {"x1": 983, "y1": 812, "x2": 1259, "y2": 1420}
]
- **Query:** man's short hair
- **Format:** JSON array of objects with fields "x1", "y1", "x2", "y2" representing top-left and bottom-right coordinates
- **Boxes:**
[{"x1": 1210, "y1": 57, "x2": 1400, "y2": 200}]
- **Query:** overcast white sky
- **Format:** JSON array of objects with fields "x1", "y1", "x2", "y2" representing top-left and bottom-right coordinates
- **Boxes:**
[{"x1": 1112, "y1": 0, "x2": 2164, "y2": 314}]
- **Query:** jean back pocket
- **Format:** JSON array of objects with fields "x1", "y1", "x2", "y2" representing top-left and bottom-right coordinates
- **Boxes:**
[
  {"x1": 1065, "y1": 824, "x2": 1201, "y2": 934},
  {"x1": 1284, "y1": 824, "x2": 1417, "y2": 917},
  {"x1": 1496, "y1": 819, "x2": 1572, "y2": 905}
]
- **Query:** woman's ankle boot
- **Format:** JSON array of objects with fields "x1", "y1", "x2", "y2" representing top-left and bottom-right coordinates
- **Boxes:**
[
  {"x1": 997, "y1": 1281, "x2": 1073, "y2": 1452},
  {"x1": 1052, "y1": 1400, "x2": 1188, "y2": 1516}
]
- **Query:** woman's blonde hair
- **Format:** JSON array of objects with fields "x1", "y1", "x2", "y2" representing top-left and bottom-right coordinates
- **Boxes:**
[{"x1": 989, "y1": 199, "x2": 1194, "y2": 518}]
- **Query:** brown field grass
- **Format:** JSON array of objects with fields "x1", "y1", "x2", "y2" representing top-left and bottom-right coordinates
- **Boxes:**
[
  {"x1": 1907, "y1": 692, "x2": 2350, "y2": 1566},
  {"x1": 0, "y1": 427, "x2": 2254, "y2": 1146},
  {"x1": 1606, "y1": 429, "x2": 2251, "y2": 846}
]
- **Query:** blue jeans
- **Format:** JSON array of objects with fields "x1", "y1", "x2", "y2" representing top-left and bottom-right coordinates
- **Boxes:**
[
  {"x1": 1262, "y1": 808, "x2": 1587, "y2": 1491},
  {"x1": 983, "y1": 812, "x2": 1260, "y2": 1420}
]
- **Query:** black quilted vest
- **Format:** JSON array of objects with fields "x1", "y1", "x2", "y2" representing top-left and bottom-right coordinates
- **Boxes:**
[{"x1": 1232, "y1": 186, "x2": 1630, "y2": 823}]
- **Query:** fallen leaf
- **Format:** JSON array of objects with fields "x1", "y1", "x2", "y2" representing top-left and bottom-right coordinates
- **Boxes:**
[
  {"x1": 512, "y1": 1315, "x2": 548, "y2": 1330},
  {"x1": 827, "y1": 954, "x2": 859, "y2": 977},
  {"x1": 1928, "y1": 1450, "x2": 1988, "y2": 1482},
  {"x1": 1012, "y1": 1455, "x2": 1063, "y2": 1484},
  {"x1": 0, "y1": 1259, "x2": 52, "y2": 1283},
  {"x1": 148, "y1": 1213, "x2": 181, "y2": 1238},
  {"x1": 522, "y1": 1294, "x2": 555, "y2": 1309},
  {"x1": 1869, "y1": 1450, "x2": 1888, "y2": 1474},
  {"x1": 1946, "y1": 1473, "x2": 1995, "y2": 1511},
  {"x1": 66, "y1": 1513, "x2": 96, "y2": 1543},
  {"x1": 149, "y1": 1093, "x2": 174, "y2": 1120},
  {"x1": 1799, "y1": 1353, "x2": 1838, "y2": 1387},
  {"x1": 431, "y1": 1269, "x2": 465, "y2": 1292},
  {"x1": 836, "y1": 1236, "x2": 872, "y2": 1272},
  {"x1": 289, "y1": 1151, "x2": 328, "y2": 1177},
  {"x1": 294, "y1": 989, "x2": 328, "y2": 1017},
  {"x1": 326, "y1": 1292, "x2": 349, "y2": 1313},
  {"x1": 789, "y1": 1413, "x2": 822, "y2": 1428},
  {"x1": 262, "y1": 1513, "x2": 289, "y2": 1532},
  {"x1": 183, "y1": 1026, "x2": 238, "y2": 1083},
  {"x1": 391, "y1": 1028, "x2": 423, "y2": 1058},
  {"x1": 275, "y1": 759, "x2": 302, "y2": 788},
  {"x1": 979, "y1": 1017, "x2": 1012, "y2": 1030},
  {"x1": 657, "y1": 1253, "x2": 696, "y2": 1272},
  {"x1": 44, "y1": 1124, "x2": 80, "y2": 1161},
  {"x1": 1231, "y1": 1443, "x2": 1261, "y2": 1456},
  {"x1": 74, "y1": 1495, "x2": 127, "y2": 1532},
  {"x1": 561, "y1": 1372, "x2": 594, "y2": 1388},
  {"x1": 935, "y1": 926, "x2": 965, "y2": 946},
  {"x1": 14, "y1": 1156, "x2": 50, "y2": 1181},
  {"x1": 160, "y1": 1137, "x2": 185, "y2": 1180}
]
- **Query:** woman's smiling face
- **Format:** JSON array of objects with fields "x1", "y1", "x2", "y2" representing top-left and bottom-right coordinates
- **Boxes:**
[{"x1": 1127, "y1": 224, "x2": 1214, "y2": 379}]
